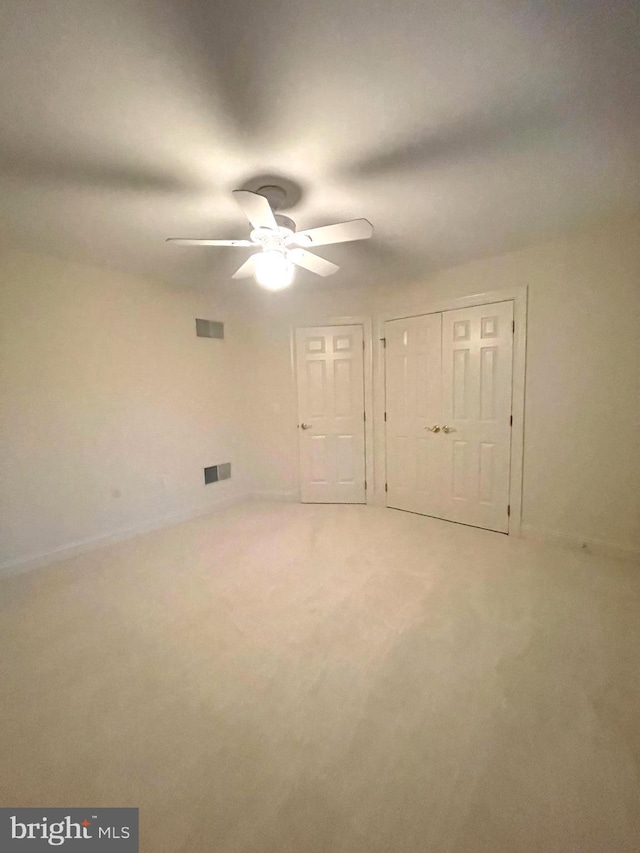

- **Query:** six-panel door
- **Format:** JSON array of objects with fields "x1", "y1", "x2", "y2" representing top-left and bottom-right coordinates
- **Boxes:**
[
  {"x1": 296, "y1": 325, "x2": 366, "y2": 503},
  {"x1": 440, "y1": 302, "x2": 513, "y2": 532}
]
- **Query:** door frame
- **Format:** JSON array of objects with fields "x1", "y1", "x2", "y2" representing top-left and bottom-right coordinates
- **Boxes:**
[
  {"x1": 291, "y1": 316, "x2": 374, "y2": 504},
  {"x1": 375, "y1": 286, "x2": 527, "y2": 535}
]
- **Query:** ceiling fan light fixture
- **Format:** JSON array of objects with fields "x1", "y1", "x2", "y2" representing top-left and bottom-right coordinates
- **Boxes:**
[
  {"x1": 254, "y1": 249, "x2": 295, "y2": 290},
  {"x1": 167, "y1": 188, "x2": 374, "y2": 287}
]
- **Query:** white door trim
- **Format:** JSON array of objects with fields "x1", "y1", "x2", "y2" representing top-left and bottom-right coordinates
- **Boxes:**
[
  {"x1": 291, "y1": 316, "x2": 374, "y2": 504},
  {"x1": 374, "y1": 286, "x2": 527, "y2": 535}
]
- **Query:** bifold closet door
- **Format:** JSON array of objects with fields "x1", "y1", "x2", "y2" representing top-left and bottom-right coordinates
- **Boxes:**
[
  {"x1": 385, "y1": 302, "x2": 513, "y2": 532},
  {"x1": 296, "y1": 325, "x2": 366, "y2": 504}
]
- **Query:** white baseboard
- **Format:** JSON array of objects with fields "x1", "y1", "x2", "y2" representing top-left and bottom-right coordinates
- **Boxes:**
[
  {"x1": 519, "y1": 524, "x2": 640, "y2": 564},
  {"x1": 0, "y1": 491, "x2": 250, "y2": 578},
  {"x1": 250, "y1": 490, "x2": 299, "y2": 502}
]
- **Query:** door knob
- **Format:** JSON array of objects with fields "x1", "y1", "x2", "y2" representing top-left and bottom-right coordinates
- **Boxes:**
[
  {"x1": 425, "y1": 425, "x2": 441, "y2": 433},
  {"x1": 441, "y1": 425, "x2": 455, "y2": 433},
  {"x1": 300, "y1": 423, "x2": 312, "y2": 430}
]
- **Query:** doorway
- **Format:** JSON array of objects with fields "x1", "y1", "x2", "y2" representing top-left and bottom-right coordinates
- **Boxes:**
[{"x1": 295, "y1": 325, "x2": 366, "y2": 503}]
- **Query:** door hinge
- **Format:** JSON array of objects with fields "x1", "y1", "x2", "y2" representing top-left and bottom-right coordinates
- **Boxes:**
[
  {"x1": 364, "y1": 480, "x2": 367, "y2": 490},
  {"x1": 512, "y1": 320, "x2": 515, "y2": 334},
  {"x1": 380, "y1": 337, "x2": 386, "y2": 348},
  {"x1": 385, "y1": 482, "x2": 388, "y2": 492},
  {"x1": 363, "y1": 411, "x2": 366, "y2": 422},
  {"x1": 384, "y1": 411, "x2": 387, "y2": 422},
  {"x1": 507, "y1": 504, "x2": 511, "y2": 517},
  {"x1": 362, "y1": 340, "x2": 365, "y2": 351},
  {"x1": 510, "y1": 414, "x2": 513, "y2": 426}
]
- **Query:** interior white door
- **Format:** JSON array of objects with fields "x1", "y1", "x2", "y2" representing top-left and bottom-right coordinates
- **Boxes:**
[
  {"x1": 385, "y1": 313, "x2": 442, "y2": 516},
  {"x1": 296, "y1": 325, "x2": 366, "y2": 503},
  {"x1": 385, "y1": 301, "x2": 514, "y2": 533},
  {"x1": 440, "y1": 302, "x2": 513, "y2": 532}
]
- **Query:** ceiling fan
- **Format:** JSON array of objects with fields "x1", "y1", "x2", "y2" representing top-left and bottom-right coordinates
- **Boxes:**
[{"x1": 166, "y1": 187, "x2": 373, "y2": 290}]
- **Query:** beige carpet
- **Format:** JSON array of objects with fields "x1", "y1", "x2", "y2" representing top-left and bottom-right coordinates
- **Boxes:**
[{"x1": 1, "y1": 501, "x2": 639, "y2": 852}]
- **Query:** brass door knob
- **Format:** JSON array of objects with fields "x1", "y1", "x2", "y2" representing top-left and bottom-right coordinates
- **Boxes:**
[
  {"x1": 442, "y1": 425, "x2": 455, "y2": 433},
  {"x1": 300, "y1": 423, "x2": 312, "y2": 430},
  {"x1": 425, "y1": 425, "x2": 441, "y2": 433}
]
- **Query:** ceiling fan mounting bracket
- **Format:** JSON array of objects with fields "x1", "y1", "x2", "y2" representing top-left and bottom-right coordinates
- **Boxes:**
[{"x1": 256, "y1": 185, "x2": 288, "y2": 211}]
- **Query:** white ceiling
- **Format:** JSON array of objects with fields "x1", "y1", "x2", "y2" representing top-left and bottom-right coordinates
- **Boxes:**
[{"x1": 1, "y1": 0, "x2": 639, "y2": 289}]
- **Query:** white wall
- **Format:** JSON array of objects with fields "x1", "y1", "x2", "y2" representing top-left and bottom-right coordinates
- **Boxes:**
[
  {"x1": 242, "y1": 212, "x2": 640, "y2": 556},
  {"x1": 0, "y1": 246, "x2": 250, "y2": 571}
]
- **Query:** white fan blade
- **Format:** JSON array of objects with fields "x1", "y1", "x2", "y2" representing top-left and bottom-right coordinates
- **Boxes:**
[
  {"x1": 233, "y1": 190, "x2": 278, "y2": 232},
  {"x1": 231, "y1": 254, "x2": 258, "y2": 279},
  {"x1": 166, "y1": 238, "x2": 253, "y2": 246},
  {"x1": 294, "y1": 218, "x2": 373, "y2": 247},
  {"x1": 289, "y1": 248, "x2": 339, "y2": 277}
]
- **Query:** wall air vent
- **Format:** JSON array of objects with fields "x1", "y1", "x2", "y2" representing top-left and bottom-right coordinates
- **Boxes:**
[
  {"x1": 204, "y1": 463, "x2": 231, "y2": 485},
  {"x1": 196, "y1": 319, "x2": 224, "y2": 339}
]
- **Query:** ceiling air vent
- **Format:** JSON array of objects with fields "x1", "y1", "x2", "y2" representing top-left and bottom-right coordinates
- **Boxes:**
[{"x1": 196, "y1": 319, "x2": 224, "y2": 339}]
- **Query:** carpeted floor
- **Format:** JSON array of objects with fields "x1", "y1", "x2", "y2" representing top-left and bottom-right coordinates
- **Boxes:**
[{"x1": 1, "y1": 501, "x2": 639, "y2": 852}]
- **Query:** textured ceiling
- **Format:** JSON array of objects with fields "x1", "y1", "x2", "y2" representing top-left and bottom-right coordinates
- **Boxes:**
[{"x1": 1, "y1": 0, "x2": 639, "y2": 290}]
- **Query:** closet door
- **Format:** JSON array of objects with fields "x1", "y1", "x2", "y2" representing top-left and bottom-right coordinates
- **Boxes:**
[
  {"x1": 385, "y1": 301, "x2": 514, "y2": 533},
  {"x1": 385, "y1": 313, "x2": 442, "y2": 516},
  {"x1": 440, "y1": 302, "x2": 513, "y2": 532}
]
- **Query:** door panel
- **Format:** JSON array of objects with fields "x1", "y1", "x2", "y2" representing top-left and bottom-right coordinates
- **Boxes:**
[
  {"x1": 296, "y1": 325, "x2": 366, "y2": 503},
  {"x1": 336, "y1": 434, "x2": 356, "y2": 482},
  {"x1": 310, "y1": 435, "x2": 328, "y2": 483},
  {"x1": 441, "y1": 302, "x2": 513, "y2": 532},
  {"x1": 385, "y1": 313, "x2": 442, "y2": 516},
  {"x1": 306, "y1": 360, "x2": 326, "y2": 415},
  {"x1": 334, "y1": 359, "x2": 354, "y2": 417}
]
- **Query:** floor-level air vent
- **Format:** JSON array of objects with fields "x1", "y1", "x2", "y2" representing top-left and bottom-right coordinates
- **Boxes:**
[
  {"x1": 196, "y1": 319, "x2": 224, "y2": 339},
  {"x1": 204, "y1": 463, "x2": 231, "y2": 484}
]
